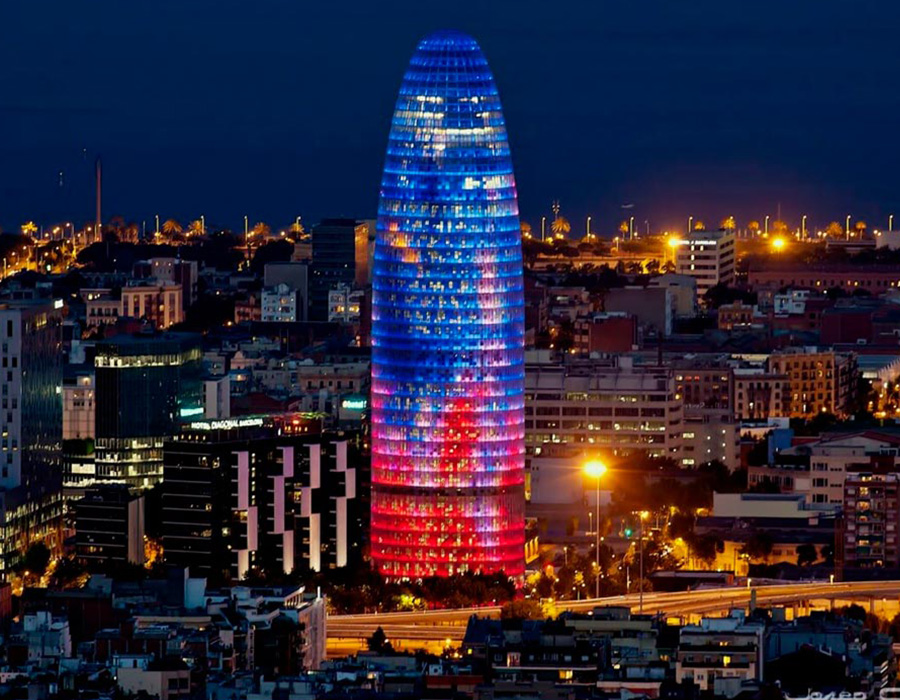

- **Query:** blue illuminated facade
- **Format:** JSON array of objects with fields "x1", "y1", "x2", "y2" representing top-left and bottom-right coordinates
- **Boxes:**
[{"x1": 371, "y1": 30, "x2": 525, "y2": 578}]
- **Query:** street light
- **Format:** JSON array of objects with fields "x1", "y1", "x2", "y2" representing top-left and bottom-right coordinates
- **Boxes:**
[
  {"x1": 772, "y1": 237, "x2": 786, "y2": 252},
  {"x1": 764, "y1": 215, "x2": 770, "y2": 235},
  {"x1": 639, "y1": 510, "x2": 649, "y2": 613},
  {"x1": 846, "y1": 214, "x2": 851, "y2": 238},
  {"x1": 586, "y1": 216, "x2": 592, "y2": 238},
  {"x1": 801, "y1": 215, "x2": 807, "y2": 238},
  {"x1": 890, "y1": 215, "x2": 894, "y2": 232},
  {"x1": 584, "y1": 460, "x2": 607, "y2": 599},
  {"x1": 687, "y1": 216, "x2": 693, "y2": 234}
]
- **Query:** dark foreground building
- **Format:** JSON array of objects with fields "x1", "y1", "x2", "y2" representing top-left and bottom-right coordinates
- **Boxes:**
[
  {"x1": 74, "y1": 484, "x2": 145, "y2": 567},
  {"x1": 161, "y1": 418, "x2": 359, "y2": 582}
]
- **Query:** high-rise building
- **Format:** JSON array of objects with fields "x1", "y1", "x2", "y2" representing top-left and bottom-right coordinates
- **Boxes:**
[
  {"x1": 0, "y1": 300, "x2": 64, "y2": 574},
  {"x1": 310, "y1": 219, "x2": 369, "y2": 321},
  {"x1": 74, "y1": 484, "x2": 145, "y2": 567},
  {"x1": 672, "y1": 229, "x2": 735, "y2": 298},
  {"x1": 161, "y1": 420, "x2": 358, "y2": 582},
  {"x1": 93, "y1": 333, "x2": 203, "y2": 488},
  {"x1": 371, "y1": 31, "x2": 526, "y2": 578}
]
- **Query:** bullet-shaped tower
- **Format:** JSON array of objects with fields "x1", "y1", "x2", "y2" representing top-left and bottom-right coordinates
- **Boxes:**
[{"x1": 371, "y1": 30, "x2": 525, "y2": 579}]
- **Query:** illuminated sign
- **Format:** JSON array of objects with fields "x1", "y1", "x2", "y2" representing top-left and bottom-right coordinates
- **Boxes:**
[
  {"x1": 179, "y1": 406, "x2": 205, "y2": 418},
  {"x1": 189, "y1": 417, "x2": 264, "y2": 431},
  {"x1": 341, "y1": 397, "x2": 367, "y2": 411}
]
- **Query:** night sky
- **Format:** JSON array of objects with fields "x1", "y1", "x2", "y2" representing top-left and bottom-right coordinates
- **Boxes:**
[{"x1": 3, "y1": 0, "x2": 900, "y2": 236}]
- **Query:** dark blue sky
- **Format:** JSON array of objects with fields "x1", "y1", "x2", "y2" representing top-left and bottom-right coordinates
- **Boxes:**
[{"x1": 2, "y1": 0, "x2": 899, "y2": 236}]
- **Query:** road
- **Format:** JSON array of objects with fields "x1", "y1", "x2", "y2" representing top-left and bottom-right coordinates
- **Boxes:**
[{"x1": 327, "y1": 580, "x2": 900, "y2": 649}]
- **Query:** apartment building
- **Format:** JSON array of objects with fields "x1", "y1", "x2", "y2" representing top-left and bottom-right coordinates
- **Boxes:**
[{"x1": 767, "y1": 348, "x2": 858, "y2": 418}]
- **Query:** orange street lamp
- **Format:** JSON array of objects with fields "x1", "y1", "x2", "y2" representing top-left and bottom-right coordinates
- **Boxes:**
[{"x1": 584, "y1": 460, "x2": 607, "y2": 598}]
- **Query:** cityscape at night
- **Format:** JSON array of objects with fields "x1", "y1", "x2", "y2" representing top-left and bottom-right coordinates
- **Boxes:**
[{"x1": 6, "y1": 2, "x2": 900, "y2": 699}]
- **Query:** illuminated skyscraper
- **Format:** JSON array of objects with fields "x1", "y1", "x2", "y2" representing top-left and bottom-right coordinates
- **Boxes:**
[{"x1": 371, "y1": 30, "x2": 525, "y2": 578}]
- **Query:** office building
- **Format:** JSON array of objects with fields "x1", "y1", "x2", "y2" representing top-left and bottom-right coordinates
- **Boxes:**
[
  {"x1": 310, "y1": 219, "x2": 369, "y2": 321},
  {"x1": 0, "y1": 300, "x2": 64, "y2": 575},
  {"x1": 525, "y1": 354, "x2": 683, "y2": 462},
  {"x1": 162, "y1": 420, "x2": 358, "y2": 582},
  {"x1": 673, "y1": 229, "x2": 735, "y2": 298},
  {"x1": 370, "y1": 30, "x2": 526, "y2": 578},
  {"x1": 93, "y1": 333, "x2": 203, "y2": 488},
  {"x1": 74, "y1": 484, "x2": 145, "y2": 567}
]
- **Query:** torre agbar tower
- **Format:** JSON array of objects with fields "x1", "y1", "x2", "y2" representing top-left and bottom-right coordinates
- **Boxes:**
[{"x1": 371, "y1": 30, "x2": 526, "y2": 579}]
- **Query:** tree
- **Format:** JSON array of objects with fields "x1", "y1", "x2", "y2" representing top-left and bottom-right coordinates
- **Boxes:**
[
  {"x1": 772, "y1": 219, "x2": 789, "y2": 236},
  {"x1": 551, "y1": 216, "x2": 571, "y2": 239},
  {"x1": 251, "y1": 222, "x2": 271, "y2": 239},
  {"x1": 22, "y1": 542, "x2": 51, "y2": 576},
  {"x1": 741, "y1": 532, "x2": 774, "y2": 562},
  {"x1": 618, "y1": 221, "x2": 629, "y2": 236},
  {"x1": 825, "y1": 221, "x2": 844, "y2": 238},
  {"x1": 500, "y1": 599, "x2": 544, "y2": 620},
  {"x1": 367, "y1": 626, "x2": 394, "y2": 653},
  {"x1": 854, "y1": 220, "x2": 867, "y2": 237},
  {"x1": 162, "y1": 219, "x2": 183, "y2": 237},
  {"x1": 692, "y1": 220, "x2": 706, "y2": 231},
  {"x1": 747, "y1": 221, "x2": 760, "y2": 237},
  {"x1": 686, "y1": 534, "x2": 719, "y2": 567},
  {"x1": 721, "y1": 216, "x2": 736, "y2": 232},
  {"x1": 521, "y1": 221, "x2": 533, "y2": 238},
  {"x1": 796, "y1": 543, "x2": 818, "y2": 567},
  {"x1": 187, "y1": 219, "x2": 205, "y2": 237}
]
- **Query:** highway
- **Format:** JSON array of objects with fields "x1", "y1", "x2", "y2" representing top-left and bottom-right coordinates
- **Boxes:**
[{"x1": 327, "y1": 580, "x2": 900, "y2": 650}]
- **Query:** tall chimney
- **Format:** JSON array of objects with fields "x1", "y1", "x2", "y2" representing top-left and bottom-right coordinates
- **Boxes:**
[{"x1": 95, "y1": 156, "x2": 102, "y2": 242}]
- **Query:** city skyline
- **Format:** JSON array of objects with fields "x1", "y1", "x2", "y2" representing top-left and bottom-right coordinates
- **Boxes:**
[{"x1": 4, "y1": 1, "x2": 900, "y2": 234}]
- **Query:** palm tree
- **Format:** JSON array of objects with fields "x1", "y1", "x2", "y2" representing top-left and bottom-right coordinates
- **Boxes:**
[
  {"x1": 747, "y1": 221, "x2": 760, "y2": 237},
  {"x1": 645, "y1": 259, "x2": 660, "y2": 275},
  {"x1": 721, "y1": 216, "x2": 736, "y2": 232},
  {"x1": 251, "y1": 222, "x2": 271, "y2": 239},
  {"x1": 289, "y1": 220, "x2": 305, "y2": 236},
  {"x1": 122, "y1": 223, "x2": 140, "y2": 243},
  {"x1": 854, "y1": 220, "x2": 867, "y2": 237},
  {"x1": 772, "y1": 220, "x2": 789, "y2": 236},
  {"x1": 693, "y1": 220, "x2": 706, "y2": 231},
  {"x1": 618, "y1": 221, "x2": 629, "y2": 236},
  {"x1": 187, "y1": 219, "x2": 205, "y2": 237},
  {"x1": 162, "y1": 219, "x2": 183, "y2": 238},
  {"x1": 825, "y1": 221, "x2": 844, "y2": 238},
  {"x1": 20, "y1": 221, "x2": 38, "y2": 236},
  {"x1": 520, "y1": 221, "x2": 533, "y2": 239},
  {"x1": 551, "y1": 216, "x2": 571, "y2": 239}
]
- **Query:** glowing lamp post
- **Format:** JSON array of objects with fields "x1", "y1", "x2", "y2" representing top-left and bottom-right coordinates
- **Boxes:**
[
  {"x1": 584, "y1": 460, "x2": 607, "y2": 599},
  {"x1": 639, "y1": 510, "x2": 649, "y2": 613}
]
